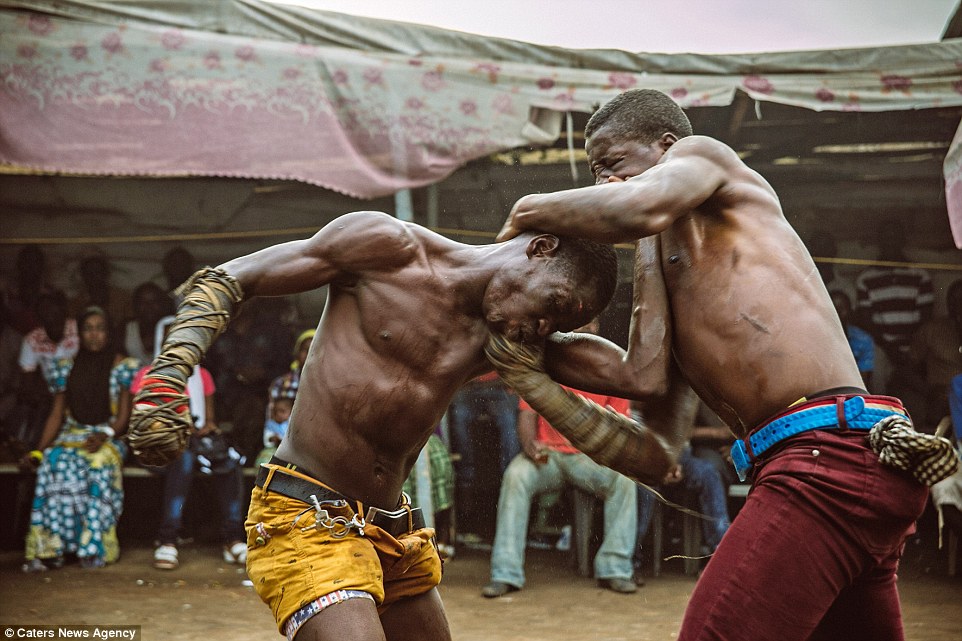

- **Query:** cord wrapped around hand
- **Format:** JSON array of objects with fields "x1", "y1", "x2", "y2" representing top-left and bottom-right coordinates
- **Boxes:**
[
  {"x1": 484, "y1": 333, "x2": 673, "y2": 485},
  {"x1": 127, "y1": 267, "x2": 244, "y2": 466}
]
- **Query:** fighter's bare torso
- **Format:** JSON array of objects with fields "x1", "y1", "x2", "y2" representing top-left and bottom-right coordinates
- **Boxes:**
[
  {"x1": 650, "y1": 138, "x2": 863, "y2": 435},
  {"x1": 272, "y1": 223, "x2": 492, "y2": 508}
]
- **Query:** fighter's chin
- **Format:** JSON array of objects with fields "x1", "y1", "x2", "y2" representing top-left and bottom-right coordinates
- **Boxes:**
[
  {"x1": 489, "y1": 323, "x2": 524, "y2": 343},
  {"x1": 485, "y1": 315, "x2": 533, "y2": 344},
  {"x1": 513, "y1": 327, "x2": 539, "y2": 344}
]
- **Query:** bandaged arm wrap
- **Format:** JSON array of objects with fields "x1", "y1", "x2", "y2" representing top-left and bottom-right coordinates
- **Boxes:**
[
  {"x1": 485, "y1": 333, "x2": 675, "y2": 484},
  {"x1": 127, "y1": 267, "x2": 244, "y2": 466}
]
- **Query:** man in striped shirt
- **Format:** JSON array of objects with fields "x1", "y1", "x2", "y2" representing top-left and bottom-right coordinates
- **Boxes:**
[{"x1": 855, "y1": 223, "x2": 933, "y2": 390}]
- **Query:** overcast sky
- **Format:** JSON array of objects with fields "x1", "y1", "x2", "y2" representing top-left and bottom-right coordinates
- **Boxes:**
[{"x1": 270, "y1": 0, "x2": 959, "y2": 54}]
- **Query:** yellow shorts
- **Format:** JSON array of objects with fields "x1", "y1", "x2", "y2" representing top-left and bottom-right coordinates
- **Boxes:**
[{"x1": 245, "y1": 469, "x2": 442, "y2": 634}]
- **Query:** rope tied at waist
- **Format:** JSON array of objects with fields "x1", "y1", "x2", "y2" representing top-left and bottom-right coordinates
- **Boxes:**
[{"x1": 868, "y1": 414, "x2": 960, "y2": 486}]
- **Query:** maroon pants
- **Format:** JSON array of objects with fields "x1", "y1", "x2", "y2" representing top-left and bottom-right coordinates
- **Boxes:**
[{"x1": 679, "y1": 429, "x2": 928, "y2": 641}]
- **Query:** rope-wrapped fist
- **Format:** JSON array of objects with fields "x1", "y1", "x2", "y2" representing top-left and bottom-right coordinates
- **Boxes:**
[
  {"x1": 125, "y1": 267, "x2": 243, "y2": 467},
  {"x1": 484, "y1": 332, "x2": 672, "y2": 485},
  {"x1": 128, "y1": 377, "x2": 194, "y2": 466}
]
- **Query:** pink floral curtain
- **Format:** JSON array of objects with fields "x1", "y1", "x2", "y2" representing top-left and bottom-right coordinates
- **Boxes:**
[{"x1": 2, "y1": 9, "x2": 961, "y2": 213}]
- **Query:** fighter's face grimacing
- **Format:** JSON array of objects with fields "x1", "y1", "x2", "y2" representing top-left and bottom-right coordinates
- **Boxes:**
[
  {"x1": 586, "y1": 125, "x2": 675, "y2": 184},
  {"x1": 484, "y1": 273, "x2": 596, "y2": 344},
  {"x1": 482, "y1": 235, "x2": 600, "y2": 343}
]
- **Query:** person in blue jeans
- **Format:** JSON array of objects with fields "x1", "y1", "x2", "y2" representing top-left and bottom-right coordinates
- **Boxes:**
[
  {"x1": 635, "y1": 444, "x2": 731, "y2": 575},
  {"x1": 447, "y1": 374, "x2": 520, "y2": 505},
  {"x1": 131, "y1": 316, "x2": 246, "y2": 570},
  {"x1": 483, "y1": 320, "x2": 638, "y2": 597},
  {"x1": 152, "y1": 439, "x2": 246, "y2": 569}
]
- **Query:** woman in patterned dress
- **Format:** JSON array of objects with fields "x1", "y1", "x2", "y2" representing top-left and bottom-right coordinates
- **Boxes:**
[{"x1": 22, "y1": 306, "x2": 139, "y2": 571}]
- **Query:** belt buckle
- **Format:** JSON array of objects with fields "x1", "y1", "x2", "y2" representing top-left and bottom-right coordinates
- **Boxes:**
[
  {"x1": 308, "y1": 494, "x2": 364, "y2": 538},
  {"x1": 366, "y1": 504, "x2": 408, "y2": 524},
  {"x1": 366, "y1": 504, "x2": 420, "y2": 535},
  {"x1": 731, "y1": 440, "x2": 752, "y2": 482}
]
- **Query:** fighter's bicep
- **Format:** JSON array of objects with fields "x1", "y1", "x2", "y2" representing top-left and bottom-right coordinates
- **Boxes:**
[
  {"x1": 222, "y1": 212, "x2": 414, "y2": 297},
  {"x1": 220, "y1": 238, "x2": 339, "y2": 297},
  {"x1": 629, "y1": 153, "x2": 727, "y2": 219}
]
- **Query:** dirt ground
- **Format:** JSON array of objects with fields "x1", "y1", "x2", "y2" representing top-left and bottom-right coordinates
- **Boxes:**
[{"x1": 1, "y1": 542, "x2": 960, "y2": 641}]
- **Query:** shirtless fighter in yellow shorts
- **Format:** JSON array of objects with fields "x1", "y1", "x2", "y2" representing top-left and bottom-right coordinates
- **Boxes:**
[{"x1": 127, "y1": 211, "x2": 690, "y2": 641}]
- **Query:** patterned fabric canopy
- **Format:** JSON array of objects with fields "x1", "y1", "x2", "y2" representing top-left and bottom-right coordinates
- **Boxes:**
[{"x1": 2, "y1": 1, "x2": 961, "y2": 242}]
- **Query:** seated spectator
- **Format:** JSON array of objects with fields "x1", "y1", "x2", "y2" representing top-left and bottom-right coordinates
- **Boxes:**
[
  {"x1": 16, "y1": 290, "x2": 79, "y2": 448},
  {"x1": 688, "y1": 403, "x2": 738, "y2": 495},
  {"x1": 21, "y1": 307, "x2": 138, "y2": 572},
  {"x1": 68, "y1": 252, "x2": 132, "y2": 337},
  {"x1": 162, "y1": 246, "x2": 196, "y2": 293},
  {"x1": 256, "y1": 396, "x2": 293, "y2": 467},
  {"x1": 855, "y1": 221, "x2": 933, "y2": 395},
  {"x1": 633, "y1": 398, "x2": 730, "y2": 576},
  {"x1": 831, "y1": 290, "x2": 876, "y2": 390},
  {"x1": 0, "y1": 247, "x2": 46, "y2": 437},
  {"x1": 448, "y1": 372, "x2": 520, "y2": 528},
  {"x1": 634, "y1": 444, "x2": 732, "y2": 576},
  {"x1": 2, "y1": 245, "x2": 48, "y2": 336},
  {"x1": 401, "y1": 432, "x2": 456, "y2": 558},
  {"x1": 18, "y1": 289, "x2": 78, "y2": 383},
  {"x1": 483, "y1": 319, "x2": 638, "y2": 597},
  {"x1": 131, "y1": 316, "x2": 246, "y2": 571},
  {"x1": 123, "y1": 282, "x2": 173, "y2": 363},
  {"x1": 207, "y1": 299, "x2": 293, "y2": 458},
  {"x1": 255, "y1": 329, "x2": 315, "y2": 467}
]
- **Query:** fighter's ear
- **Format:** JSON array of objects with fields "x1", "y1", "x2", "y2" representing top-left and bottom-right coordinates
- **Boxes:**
[
  {"x1": 527, "y1": 234, "x2": 560, "y2": 259},
  {"x1": 659, "y1": 132, "x2": 678, "y2": 151}
]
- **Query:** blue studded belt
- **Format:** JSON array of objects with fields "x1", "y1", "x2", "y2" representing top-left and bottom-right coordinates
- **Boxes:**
[{"x1": 731, "y1": 394, "x2": 908, "y2": 482}]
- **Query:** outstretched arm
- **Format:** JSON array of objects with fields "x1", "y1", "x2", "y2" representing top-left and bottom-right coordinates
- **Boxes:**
[
  {"x1": 487, "y1": 334, "x2": 691, "y2": 485},
  {"x1": 497, "y1": 137, "x2": 729, "y2": 243},
  {"x1": 221, "y1": 211, "x2": 417, "y2": 297},
  {"x1": 128, "y1": 211, "x2": 414, "y2": 465},
  {"x1": 544, "y1": 235, "x2": 670, "y2": 399}
]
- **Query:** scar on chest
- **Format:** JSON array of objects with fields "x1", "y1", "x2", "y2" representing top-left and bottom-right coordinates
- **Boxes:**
[{"x1": 739, "y1": 313, "x2": 770, "y2": 334}]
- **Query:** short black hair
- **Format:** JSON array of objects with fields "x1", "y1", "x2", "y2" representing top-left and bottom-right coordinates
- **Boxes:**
[
  {"x1": 555, "y1": 236, "x2": 619, "y2": 315},
  {"x1": 38, "y1": 288, "x2": 67, "y2": 310},
  {"x1": 133, "y1": 281, "x2": 166, "y2": 303},
  {"x1": 585, "y1": 89, "x2": 693, "y2": 144}
]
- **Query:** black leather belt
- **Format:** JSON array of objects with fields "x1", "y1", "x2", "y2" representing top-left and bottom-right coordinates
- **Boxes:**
[
  {"x1": 254, "y1": 464, "x2": 425, "y2": 537},
  {"x1": 255, "y1": 464, "x2": 348, "y2": 504}
]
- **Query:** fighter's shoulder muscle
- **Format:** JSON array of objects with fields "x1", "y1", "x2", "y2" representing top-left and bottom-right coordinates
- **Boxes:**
[
  {"x1": 661, "y1": 136, "x2": 776, "y2": 206},
  {"x1": 660, "y1": 135, "x2": 741, "y2": 169},
  {"x1": 310, "y1": 210, "x2": 420, "y2": 273}
]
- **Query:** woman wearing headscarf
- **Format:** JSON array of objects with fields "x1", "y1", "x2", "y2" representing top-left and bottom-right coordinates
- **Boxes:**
[{"x1": 22, "y1": 307, "x2": 139, "y2": 571}]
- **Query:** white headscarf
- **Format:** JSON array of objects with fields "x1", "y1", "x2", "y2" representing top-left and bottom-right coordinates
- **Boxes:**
[{"x1": 155, "y1": 315, "x2": 207, "y2": 428}]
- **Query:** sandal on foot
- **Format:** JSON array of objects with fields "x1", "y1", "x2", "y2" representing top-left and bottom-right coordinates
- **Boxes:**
[
  {"x1": 153, "y1": 544, "x2": 179, "y2": 570},
  {"x1": 223, "y1": 541, "x2": 247, "y2": 564},
  {"x1": 21, "y1": 559, "x2": 48, "y2": 573}
]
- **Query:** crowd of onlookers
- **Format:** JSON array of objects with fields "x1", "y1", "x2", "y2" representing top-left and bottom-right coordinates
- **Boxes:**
[
  {"x1": 0, "y1": 245, "x2": 305, "y2": 572},
  {"x1": 1, "y1": 225, "x2": 959, "y2": 584}
]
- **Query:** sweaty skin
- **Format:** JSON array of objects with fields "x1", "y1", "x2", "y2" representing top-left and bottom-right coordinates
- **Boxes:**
[
  {"x1": 220, "y1": 211, "x2": 605, "y2": 509},
  {"x1": 498, "y1": 131, "x2": 864, "y2": 437}
]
